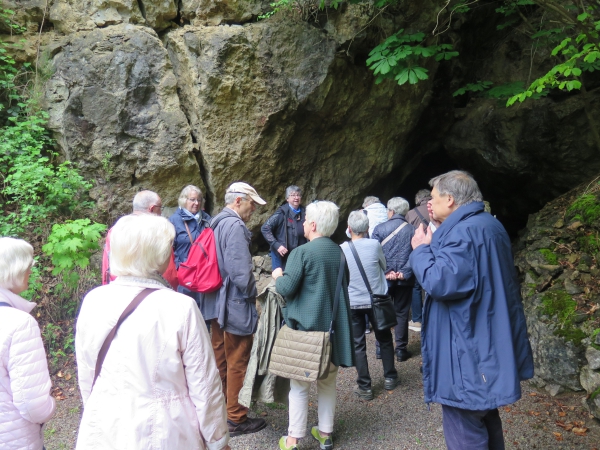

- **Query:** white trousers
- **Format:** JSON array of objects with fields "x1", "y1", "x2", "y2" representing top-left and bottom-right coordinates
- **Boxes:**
[{"x1": 288, "y1": 363, "x2": 338, "y2": 439}]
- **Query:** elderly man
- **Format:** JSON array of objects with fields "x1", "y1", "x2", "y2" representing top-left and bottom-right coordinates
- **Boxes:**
[
  {"x1": 409, "y1": 171, "x2": 533, "y2": 450},
  {"x1": 208, "y1": 182, "x2": 267, "y2": 437},
  {"x1": 371, "y1": 197, "x2": 415, "y2": 362},
  {"x1": 101, "y1": 190, "x2": 177, "y2": 287}
]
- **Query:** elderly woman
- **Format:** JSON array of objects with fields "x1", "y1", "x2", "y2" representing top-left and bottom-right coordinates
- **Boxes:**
[
  {"x1": 272, "y1": 201, "x2": 354, "y2": 450},
  {"x1": 0, "y1": 237, "x2": 56, "y2": 450},
  {"x1": 340, "y1": 211, "x2": 399, "y2": 401},
  {"x1": 261, "y1": 185, "x2": 307, "y2": 270},
  {"x1": 169, "y1": 185, "x2": 215, "y2": 325},
  {"x1": 75, "y1": 214, "x2": 229, "y2": 450}
]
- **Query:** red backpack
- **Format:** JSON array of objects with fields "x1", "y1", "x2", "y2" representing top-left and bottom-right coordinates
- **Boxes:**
[{"x1": 177, "y1": 216, "x2": 225, "y2": 293}]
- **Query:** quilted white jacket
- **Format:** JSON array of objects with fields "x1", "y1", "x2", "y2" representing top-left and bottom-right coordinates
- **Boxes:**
[
  {"x1": 0, "y1": 287, "x2": 56, "y2": 450},
  {"x1": 75, "y1": 277, "x2": 229, "y2": 450}
]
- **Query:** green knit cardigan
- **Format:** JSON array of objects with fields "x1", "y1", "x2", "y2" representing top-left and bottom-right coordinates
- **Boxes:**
[{"x1": 275, "y1": 237, "x2": 355, "y2": 368}]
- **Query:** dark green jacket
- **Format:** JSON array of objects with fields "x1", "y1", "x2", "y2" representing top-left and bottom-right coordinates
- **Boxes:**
[{"x1": 275, "y1": 237, "x2": 355, "y2": 368}]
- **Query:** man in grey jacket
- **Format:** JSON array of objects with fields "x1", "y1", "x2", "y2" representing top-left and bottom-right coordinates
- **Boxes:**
[{"x1": 209, "y1": 182, "x2": 267, "y2": 437}]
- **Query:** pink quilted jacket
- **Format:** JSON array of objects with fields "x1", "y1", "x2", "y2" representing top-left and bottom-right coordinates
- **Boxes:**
[{"x1": 0, "y1": 287, "x2": 56, "y2": 450}]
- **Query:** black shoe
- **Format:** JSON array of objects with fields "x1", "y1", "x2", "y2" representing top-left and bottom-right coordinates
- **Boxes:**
[
  {"x1": 354, "y1": 386, "x2": 374, "y2": 400},
  {"x1": 396, "y1": 349, "x2": 412, "y2": 362},
  {"x1": 228, "y1": 417, "x2": 267, "y2": 437},
  {"x1": 384, "y1": 377, "x2": 399, "y2": 391},
  {"x1": 376, "y1": 347, "x2": 382, "y2": 359}
]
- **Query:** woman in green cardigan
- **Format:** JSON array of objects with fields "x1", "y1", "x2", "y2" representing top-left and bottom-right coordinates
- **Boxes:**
[{"x1": 272, "y1": 200, "x2": 354, "y2": 450}]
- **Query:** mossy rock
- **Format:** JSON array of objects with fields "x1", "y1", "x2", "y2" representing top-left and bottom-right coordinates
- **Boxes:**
[
  {"x1": 566, "y1": 192, "x2": 600, "y2": 228},
  {"x1": 540, "y1": 290, "x2": 587, "y2": 346},
  {"x1": 538, "y1": 248, "x2": 559, "y2": 265}
]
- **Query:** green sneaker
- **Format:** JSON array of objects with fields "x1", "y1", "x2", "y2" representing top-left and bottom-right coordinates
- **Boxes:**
[
  {"x1": 311, "y1": 426, "x2": 333, "y2": 450},
  {"x1": 279, "y1": 436, "x2": 298, "y2": 450}
]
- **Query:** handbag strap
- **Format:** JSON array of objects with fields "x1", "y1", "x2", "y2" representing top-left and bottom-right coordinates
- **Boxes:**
[
  {"x1": 329, "y1": 251, "x2": 346, "y2": 335},
  {"x1": 414, "y1": 208, "x2": 430, "y2": 226},
  {"x1": 183, "y1": 221, "x2": 194, "y2": 245},
  {"x1": 381, "y1": 221, "x2": 408, "y2": 247},
  {"x1": 93, "y1": 288, "x2": 156, "y2": 389},
  {"x1": 347, "y1": 241, "x2": 375, "y2": 308}
]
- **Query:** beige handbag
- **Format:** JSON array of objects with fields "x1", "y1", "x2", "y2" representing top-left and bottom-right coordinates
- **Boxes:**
[{"x1": 268, "y1": 252, "x2": 345, "y2": 382}]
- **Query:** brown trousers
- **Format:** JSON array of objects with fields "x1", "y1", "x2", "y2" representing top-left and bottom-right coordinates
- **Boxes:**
[{"x1": 211, "y1": 319, "x2": 253, "y2": 423}]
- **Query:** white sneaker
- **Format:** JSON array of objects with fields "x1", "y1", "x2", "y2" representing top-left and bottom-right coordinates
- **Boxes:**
[{"x1": 408, "y1": 321, "x2": 421, "y2": 332}]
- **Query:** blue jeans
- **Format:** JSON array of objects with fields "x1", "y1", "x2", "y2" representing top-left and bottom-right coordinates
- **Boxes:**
[
  {"x1": 411, "y1": 281, "x2": 422, "y2": 323},
  {"x1": 270, "y1": 250, "x2": 286, "y2": 271}
]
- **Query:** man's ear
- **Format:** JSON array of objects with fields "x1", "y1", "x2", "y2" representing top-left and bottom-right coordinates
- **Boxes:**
[{"x1": 447, "y1": 195, "x2": 456, "y2": 209}]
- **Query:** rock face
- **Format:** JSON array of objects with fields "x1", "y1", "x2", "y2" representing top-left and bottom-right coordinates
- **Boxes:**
[
  {"x1": 514, "y1": 176, "x2": 600, "y2": 418},
  {"x1": 45, "y1": 24, "x2": 202, "y2": 218},
  {"x1": 164, "y1": 16, "x2": 434, "y2": 229}
]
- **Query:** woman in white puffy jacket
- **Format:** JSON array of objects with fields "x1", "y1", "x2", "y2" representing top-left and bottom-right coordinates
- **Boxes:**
[
  {"x1": 76, "y1": 214, "x2": 230, "y2": 450},
  {"x1": 0, "y1": 237, "x2": 56, "y2": 450}
]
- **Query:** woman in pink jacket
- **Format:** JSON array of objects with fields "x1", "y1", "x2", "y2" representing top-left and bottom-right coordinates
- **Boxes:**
[
  {"x1": 0, "y1": 237, "x2": 56, "y2": 450},
  {"x1": 76, "y1": 214, "x2": 230, "y2": 450}
]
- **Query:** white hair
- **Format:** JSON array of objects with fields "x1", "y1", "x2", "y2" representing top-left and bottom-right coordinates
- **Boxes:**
[
  {"x1": 109, "y1": 215, "x2": 175, "y2": 278},
  {"x1": 224, "y1": 191, "x2": 246, "y2": 205},
  {"x1": 348, "y1": 210, "x2": 369, "y2": 235},
  {"x1": 362, "y1": 196, "x2": 380, "y2": 208},
  {"x1": 305, "y1": 201, "x2": 339, "y2": 237},
  {"x1": 133, "y1": 190, "x2": 160, "y2": 212},
  {"x1": 387, "y1": 197, "x2": 410, "y2": 216},
  {"x1": 178, "y1": 185, "x2": 202, "y2": 209},
  {"x1": 429, "y1": 170, "x2": 483, "y2": 207},
  {"x1": 0, "y1": 237, "x2": 34, "y2": 291}
]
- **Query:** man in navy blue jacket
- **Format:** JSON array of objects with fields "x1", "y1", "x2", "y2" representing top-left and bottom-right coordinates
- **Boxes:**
[{"x1": 409, "y1": 170, "x2": 533, "y2": 450}]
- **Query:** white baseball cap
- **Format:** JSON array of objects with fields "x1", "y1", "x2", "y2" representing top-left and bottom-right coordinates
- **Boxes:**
[{"x1": 226, "y1": 182, "x2": 266, "y2": 205}]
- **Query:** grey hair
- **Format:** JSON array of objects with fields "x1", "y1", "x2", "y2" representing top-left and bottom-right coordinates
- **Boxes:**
[
  {"x1": 285, "y1": 185, "x2": 302, "y2": 198},
  {"x1": 429, "y1": 170, "x2": 483, "y2": 207},
  {"x1": 224, "y1": 191, "x2": 247, "y2": 205},
  {"x1": 387, "y1": 197, "x2": 409, "y2": 216},
  {"x1": 305, "y1": 201, "x2": 339, "y2": 237},
  {"x1": 362, "y1": 196, "x2": 380, "y2": 208},
  {"x1": 132, "y1": 190, "x2": 160, "y2": 212},
  {"x1": 348, "y1": 210, "x2": 369, "y2": 235},
  {"x1": 178, "y1": 185, "x2": 203, "y2": 209},
  {"x1": 0, "y1": 237, "x2": 34, "y2": 291},
  {"x1": 415, "y1": 189, "x2": 431, "y2": 205}
]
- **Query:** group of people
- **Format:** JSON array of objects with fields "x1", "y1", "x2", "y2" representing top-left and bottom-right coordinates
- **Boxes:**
[{"x1": 0, "y1": 170, "x2": 534, "y2": 450}]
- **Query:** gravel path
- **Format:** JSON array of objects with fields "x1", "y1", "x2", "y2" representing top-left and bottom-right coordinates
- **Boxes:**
[{"x1": 45, "y1": 331, "x2": 600, "y2": 449}]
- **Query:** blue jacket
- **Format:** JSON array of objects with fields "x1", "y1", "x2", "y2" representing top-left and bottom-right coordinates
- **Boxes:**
[
  {"x1": 169, "y1": 209, "x2": 211, "y2": 269},
  {"x1": 371, "y1": 214, "x2": 414, "y2": 286},
  {"x1": 409, "y1": 201, "x2": 533, "y2": 410}
]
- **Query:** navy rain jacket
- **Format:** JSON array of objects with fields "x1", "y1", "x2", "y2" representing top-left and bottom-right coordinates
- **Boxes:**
[
  {"x1": 371, "y1": 214, "x2": 415, "y2": 286},
  {"x1": 409, "y1": 201, "x2": 533, "y2": 410},
  {"x1": 169, "y1": 209, "x2": 211, "y2": 269}
]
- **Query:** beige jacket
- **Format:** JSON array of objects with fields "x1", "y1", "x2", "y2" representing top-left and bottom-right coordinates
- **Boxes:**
[{"x1": 75, "y1": 277, "x2": 229, "y2": 450}]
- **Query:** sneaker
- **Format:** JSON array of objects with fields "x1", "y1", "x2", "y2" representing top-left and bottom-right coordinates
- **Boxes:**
[
  {"x1": 353, "y1": 386, "x2": 374, "y2": 401},
  {"x1": 311, "y1": 426, "x2": 333, "y2": 450},
  {"x1": 228, "y1": 417, "x2": 267, "y2": 437},
  {"x1": 279, "y1": 436, "x2": 298, "y2": 450},
  {"x1": 408, "y1": 321, "x2": 421, "y2": 332},
  {"x1": 396, "y1": 349, "x2": 412, "y2": 362},
  {"x1": 384, "y1": 377, "x2": 399, "y2": 390},
  {"x1": 365, "y1": 328, "x2": 371, "y2": 334}
]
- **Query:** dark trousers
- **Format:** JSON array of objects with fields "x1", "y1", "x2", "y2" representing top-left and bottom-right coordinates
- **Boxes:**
[
  {"x1": 270, "y1": 250, "x2": 286, "y2": 271},
  {"x1": 391, "y1": 284, "x2": 412, "y2": 351},
  {"x1": 411, "y1": 281, "x2": 422, "y2": 323},
  {"x1": 351, "y1": 308, "x2": 397, "y2": 389},
  {"x1": 442, "y1": 405, "x2": 505, "y2": 450}
]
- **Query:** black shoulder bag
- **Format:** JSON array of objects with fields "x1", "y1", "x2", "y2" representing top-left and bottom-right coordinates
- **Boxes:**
[{"x1": 348, "y1": 241, "x2": 398, "y2": 331}]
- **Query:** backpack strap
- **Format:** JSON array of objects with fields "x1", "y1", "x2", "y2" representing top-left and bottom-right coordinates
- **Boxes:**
[
  {"x1": 414, "y1": 208, "x2": 429, "y2": 227},
  {"x1": 381, "y1": 221, "x2": 408, "y2": 247},
  {"x1": 0, "y1": 302, "x2": 12, "y2": 307},
  {"x1": 183, "y1": 221, "x2": 194, "y2": 245},
  {"x1": 93, "y1": 288, "x2": 156, "y2": 389}
]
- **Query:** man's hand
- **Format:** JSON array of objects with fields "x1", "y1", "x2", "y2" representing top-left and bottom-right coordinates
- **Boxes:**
[
  {"x1": 272, "y1": 268, "x2": 283, "y2": 279},
  {"x1": 385, "y1": 272, "x2": 397, "y2": 281},
  {"x1": 396, "y1": 272, "x2": 404, "y2": 280},
  {"x1": 411, "y1": 224, "x2": 432, "y2": 249},
  {"x1": 277, "y1": 245, "x2": 288, "y2": 256}
]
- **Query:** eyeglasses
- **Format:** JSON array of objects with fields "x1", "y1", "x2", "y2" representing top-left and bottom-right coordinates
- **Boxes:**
[
  {"x1": 186, "y1": 198, "x2": 200, "y2": 204},
  {"x1": 289, "y1": 193, "x2": 302, "y2": 198}
]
